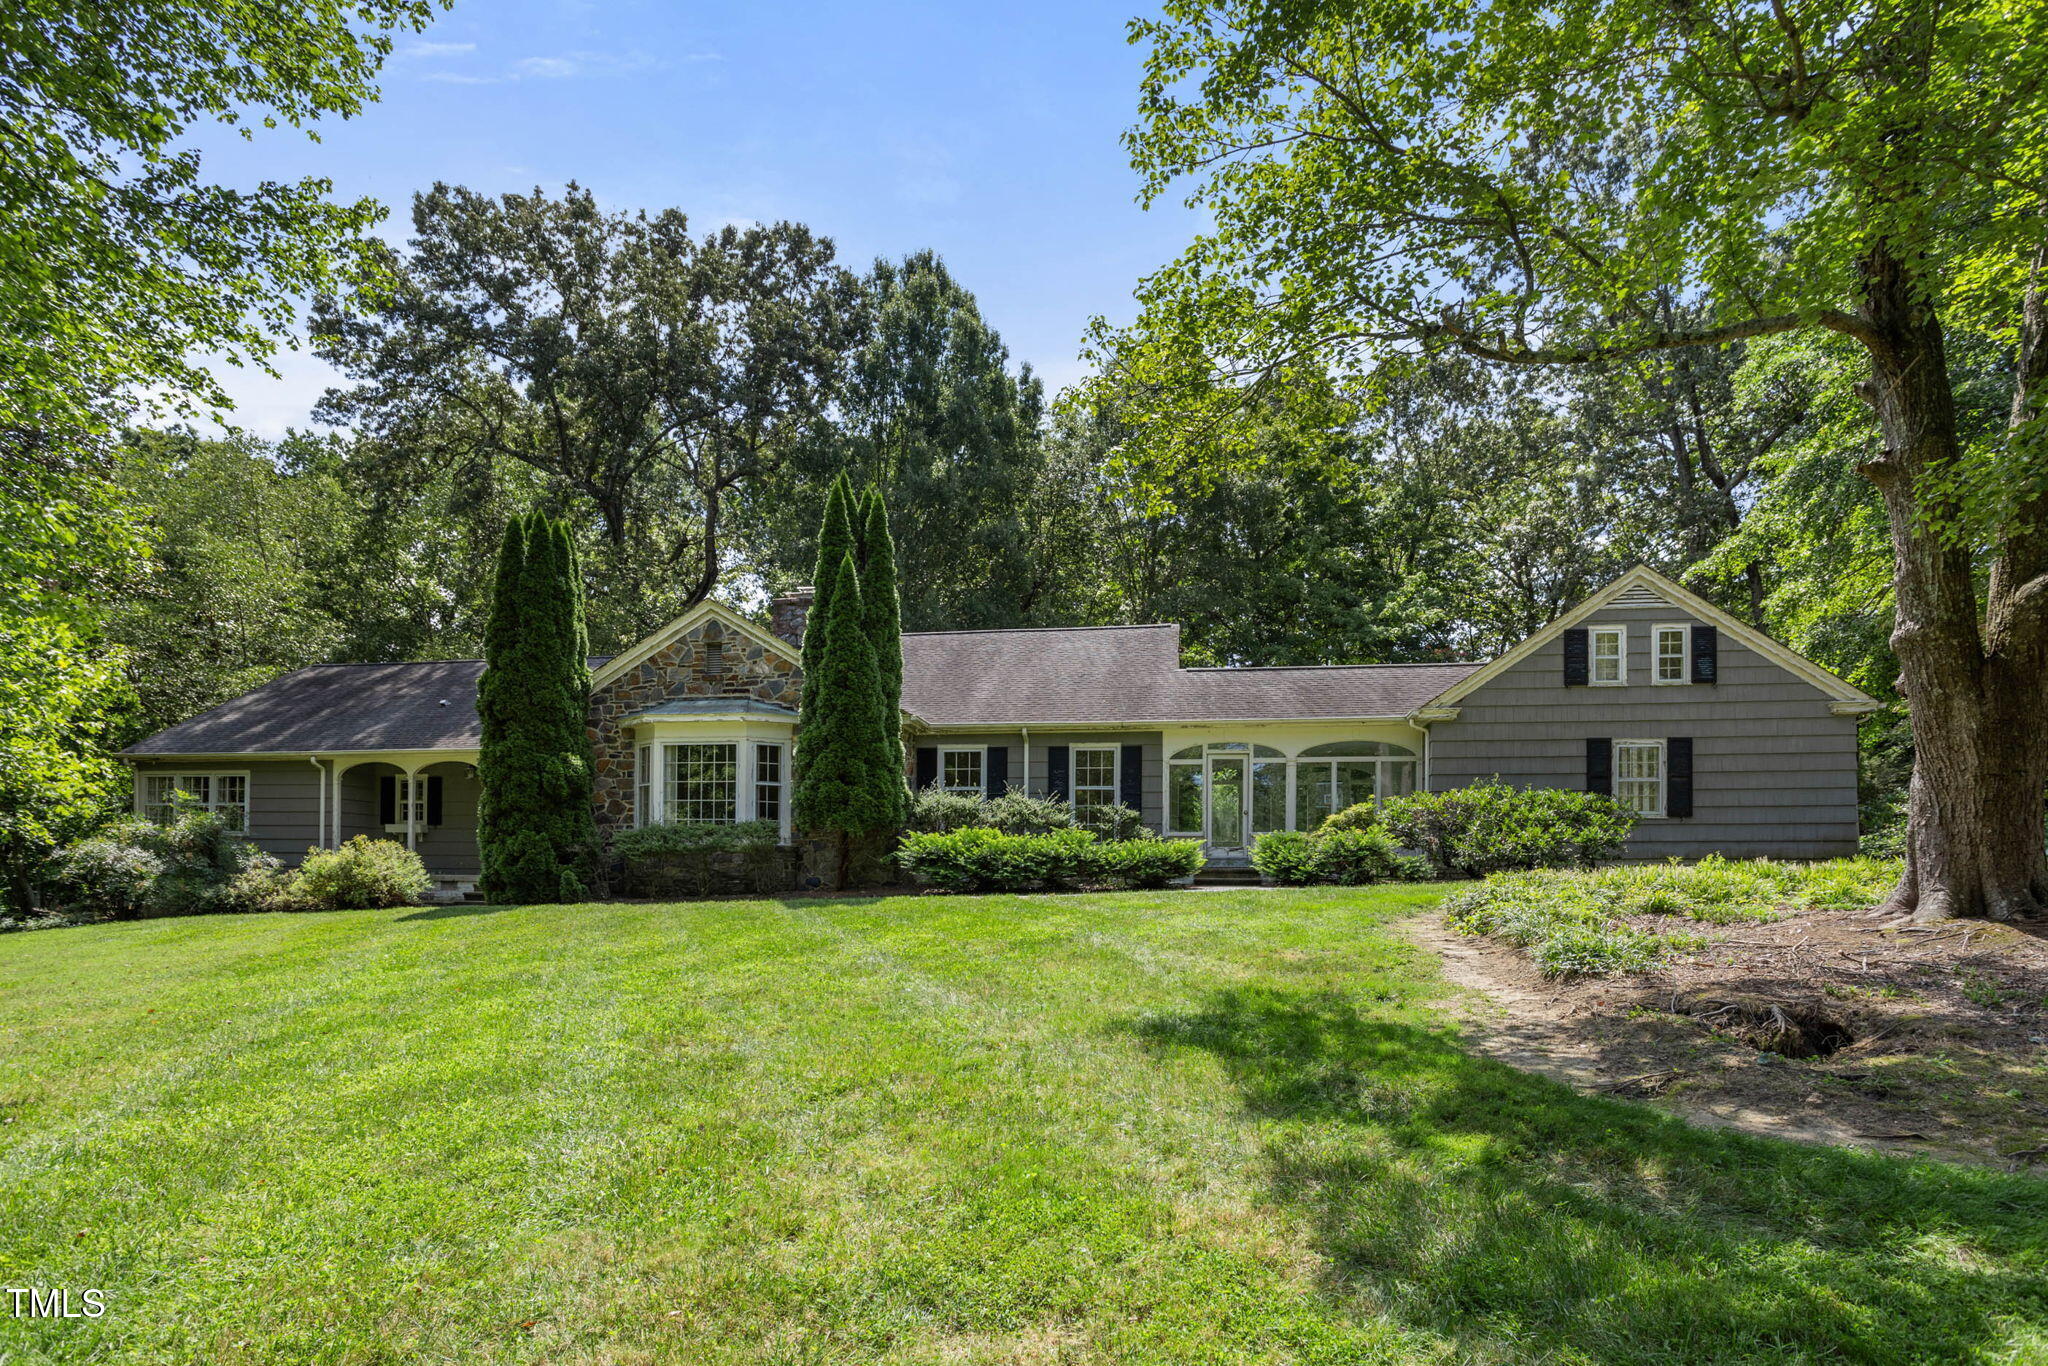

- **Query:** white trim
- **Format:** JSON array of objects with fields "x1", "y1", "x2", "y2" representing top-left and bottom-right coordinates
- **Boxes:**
[
  {"x1": 1589, "y1": 624, "x2": 1627, "y2": 686},
  {"x1": 1421, "y1": 564, "x2": 1881, "y2": 710},
  {"x1": 1069, "y1": 744, "x2": 1119, "y2": 818},
  {"x1": 589, "y1": 599, "x2": 797, "y2": 692},
  {"x1": 937, "y1": 745, "x2": 988, "y2": 797},
  {"x1": 1652, "y1": 622, "x2": 1691, "y2": 686},
  {"x1": 1613, "y1": 738, "x2": 1667, "y2": 819},
  {"x1": 136, "y1": 769, "x2": 252, "y2": 832}
]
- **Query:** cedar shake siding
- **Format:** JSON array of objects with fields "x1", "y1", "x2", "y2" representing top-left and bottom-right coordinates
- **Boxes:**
[
  {"x1": 1428, "y1": 600, "x2": 1862, "y2": 859},
  {"x1": 586, "y1": 616, "x2": 801, "y2": 833},
  {"x1": 905, "y1": 731, "x2": 1167, "y2": 833}
]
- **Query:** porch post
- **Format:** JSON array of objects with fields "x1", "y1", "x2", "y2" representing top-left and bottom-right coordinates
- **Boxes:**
[
  {"x1": 332, "y1": 761, "x2": 344, "y2": 848},
  {"x1": 404, "y1": 762, "x2": 420, "y2": 852}
]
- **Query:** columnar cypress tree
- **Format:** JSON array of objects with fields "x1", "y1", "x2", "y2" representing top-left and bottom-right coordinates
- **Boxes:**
[
  {"x1": 792, "y1": 551, "x2": 899, "y2": 887},
  {"x1": 477, "y1": 511, "x2": 597, "y2": 904},
  {"x1": 858, "y1": 486, "x2": 906, "y2": 818},
  {"x1": 799, "y1": 474, "x2": 858, "y2": 701}
]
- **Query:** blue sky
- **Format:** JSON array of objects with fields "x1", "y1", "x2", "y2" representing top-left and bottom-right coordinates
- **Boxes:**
[{"x1": 198, "y1": 0, "x2": 1201, "y2": 437}]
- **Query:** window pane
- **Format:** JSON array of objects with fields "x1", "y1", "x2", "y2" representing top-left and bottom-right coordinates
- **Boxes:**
[
  {"x1": 1073, "y1": 749, "x2": 1116, "y2": 788},
  {"x1": 1170, "y1": 745, "x2": 1202, "y2": 760},
  {"x1": 1294, "y1": 762, "x2": 1333, "y2": 831},
  {"x1": 942, "y1": 750, "x2": 983, "y2": 794},
  {"x1": 1168, "y1": 764, "x2": 1203, "y2": 832},
  {"x1": 1615, "y1": 743, "x2": 1663, "y2": 816},
  {"x1": 1334, "y1": 763, "x2": 1377, "y2": 814},
  {"x1": 1593, "y1": 629, "x2": 1623, "y2": 682},
  {"x1": 1251, "y1": 760, "x2": 1287, "y2": 833},
  {"x1": 1657, "y1": 628, "x2": 1687, "y2": 681},
  {"x1": 636, "y1": 745, "x2": 652, "y2": 824},
  {"x1": 667, "y1": 743, "x2": 739, "y2": 823},
  {"x1": 1382, "y1": 761, "x2": 1417, "y2": 800},
  {"x1": 143, "y1": 775, "x2": 175, "y2": 822},
  {"x1": 215, "y1": 775, "x2": 247, "y2": 830},
  {"x1": 754, "y1": 744, "x2": 782, "y2": 824},
  {"x1": 1301, "y1": 740, "x2": 1413, "y2": 758}
]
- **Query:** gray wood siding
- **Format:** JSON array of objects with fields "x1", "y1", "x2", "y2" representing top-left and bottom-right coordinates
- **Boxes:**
[
  {"x1": 1429, "y1": 603, "x2": 1862, "y2": 859},
  {"x1": 909, "y1": 730, "x2": 1166, "y2": 833}
]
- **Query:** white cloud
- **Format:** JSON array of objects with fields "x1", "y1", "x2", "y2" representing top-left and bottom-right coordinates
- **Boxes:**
[
  {"x1": 398, "y1": 40, "x2": 477, "y2": 59},
  {"x1": 514, "y1": 55, "x2": 584, "y2": 79}
]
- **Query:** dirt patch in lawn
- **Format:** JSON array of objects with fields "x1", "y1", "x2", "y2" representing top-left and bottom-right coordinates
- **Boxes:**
[{"x1": 1411, "y1": 908, "x2": 2048, "y2": 1169}]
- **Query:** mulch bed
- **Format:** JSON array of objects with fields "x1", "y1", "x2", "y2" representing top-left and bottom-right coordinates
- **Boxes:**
[{"x1": 1414, "y1": 906, "x2": 2048, "y2": 1169}]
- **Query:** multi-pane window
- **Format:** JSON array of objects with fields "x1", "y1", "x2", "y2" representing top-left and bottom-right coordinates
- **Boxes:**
[
  {"x1": 1071, "y1": 747, "x2": 1117, "y2": 824},
  {"x1": 665, "y1": 742, "x2": 740, "y2": 824},
  {"x1": 140, "y1": 773, "x2": 248, "y2": 830},
  {"x1": 754, "y1": 743, "x2": 784, "y2": 825},
  {"x1": 1655, "y1": 626, "x2": 1689, "y2": 683},
  {"x1": 1168, "y1": 763, "x2": 1204, "y2": 834},
  {"x1": 390, "y1": 776, "x2": 430, "y2": 828},
  {"x1": 1615, "y1": 740, "x2": 1665, "y2": 817},
  {"x1": 636, "y1": 745, "x2": 652, "y2": 824},
  {"x1": 1590, "y1": 626, "x2": 1626, "y2": 684},
  {"x1": 940, "y1": 748, "x2": 985, "y2": 797}
]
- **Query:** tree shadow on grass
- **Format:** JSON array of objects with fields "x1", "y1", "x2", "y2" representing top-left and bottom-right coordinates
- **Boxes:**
[{"x1": 1120, "y1": 987, "x2": 2048, "y2": 1365}]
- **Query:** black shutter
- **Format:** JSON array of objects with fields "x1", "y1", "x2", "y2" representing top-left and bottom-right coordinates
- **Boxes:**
[
  {"x1": 914, "y1": 747, "x2": 938, "y2": 789},
  {"x1": 1667, "y1": 737, "x2": 1694, "y2": 817},
  {"x1": 985, "y1": 746, "x2": 1009, "y2": 797},
  {"x1": 1691, "y1": 625, "x2": 1718, "y2": 683},
  {"x1": 1562, "y1": 627, "x2": 1589, "y2": 686},
  {"x1": 426, "y1": 775, "x2": 444, "y2": 826},
  {"x1": 1046, "y1": 745, "x2": 1070, "y2": 801},
  {"x1": 378, "y1": 775, "x2": 397, "y2": 825},
  {"x1": 1586, "y1": 738, "x2": 1612, "y2": 796},
  {"x1": 1119, "y1": 744, "x2": 1144, "y2": 812}
]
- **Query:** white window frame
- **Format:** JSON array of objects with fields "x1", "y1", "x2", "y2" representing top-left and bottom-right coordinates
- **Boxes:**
[
  {"x1": 137, "y1": 770, "x2": 251, "y2": 831},
  {"x1": 382, "y1": 775, "x2": 433, "y2": 833},
  {"x1": 662, "y1": 741, "x2": 744, "y2": 825},
  {"x1": 1070, "y1": 745, "x2": 1119, "y2": 823},
  {"x1": 1614, "y1": 739, "x2": 1667, "y2": 818},
  {"x1": 753, "y1": 742, "x2": 785, "y2": 827},
  {"x1": 1589, "y1": 625, "x2": 1627, "y2": 686},
  {"x1": 939, "y1": 746, "x2": 987, "y2": 798},
  {"x1": 1653, "y1": 624, "x2": 1691, "y2": 685},
  {"x1": 635, "y1": 745, "x2": 652, "y2": 825}
]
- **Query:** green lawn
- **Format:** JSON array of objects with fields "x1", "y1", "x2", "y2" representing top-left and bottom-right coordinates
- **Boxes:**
[{"x1": 1, "y1": 889, "x2": 2043, "y2": 1365}]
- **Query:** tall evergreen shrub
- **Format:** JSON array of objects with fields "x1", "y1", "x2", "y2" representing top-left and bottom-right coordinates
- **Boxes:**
[
  {"x1": 858, "y1": 485, "x2": 906, "y2": 822},
  {"x1": 477, "y1": 512, "x2": 598, "y2": 903},
  {"x1": 799, "y1": 474, "x2": 857, "y2": 699},
  {"x1": 792, "y1": 552, "x2": 900, "y2": 886}
]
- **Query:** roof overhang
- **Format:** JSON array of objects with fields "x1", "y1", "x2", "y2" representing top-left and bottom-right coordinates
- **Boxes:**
[
  {"x1": 1419, "y1": 564, "x2": 1882, "y2": 711},
  {"x1": 906, "y1": 715, "x2": 1417, "y2": 732},
  {"x1": 123, "y1": 747, "x2": 481, "y2": 763}
]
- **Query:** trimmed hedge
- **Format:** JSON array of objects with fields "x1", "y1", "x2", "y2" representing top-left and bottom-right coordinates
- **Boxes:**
[
  {"x1": 897, "y1": 828, "x2": 1204, "y2": 892},
  {"x1": 610, "y1": 820, "x2": 779, "y2": 858},
  {"x1": 1251, "y1": 827, "x2": 1427, "y2": 886}
]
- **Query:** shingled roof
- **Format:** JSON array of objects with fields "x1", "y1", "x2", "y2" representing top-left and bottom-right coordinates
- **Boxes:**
[
  {"x1": 898, "y1": 624, "x2": 1482, "y2": 726},
  {"x1": 124, "y1": 624, "x2": 1484, "y2": 757}
]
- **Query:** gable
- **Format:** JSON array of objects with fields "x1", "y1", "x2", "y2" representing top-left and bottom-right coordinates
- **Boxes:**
[
  {"x1": 1424, "y1": 566, "x2": 1880, "y2": 713},
  {"x1": 589, "y1": 600, "x2": 799, "y2": 692}
]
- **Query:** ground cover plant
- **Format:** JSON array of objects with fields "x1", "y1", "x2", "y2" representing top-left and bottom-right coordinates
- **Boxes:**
[
  {"x1": 2, "y1": 888, "x2": 2043, "y2": 1363},
  {"x1": 1445, "y1": 857, "x2": 1902, "y2": 976}
]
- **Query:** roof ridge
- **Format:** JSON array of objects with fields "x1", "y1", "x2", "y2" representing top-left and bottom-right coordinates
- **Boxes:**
[
  {"x1": 901, "y1": 623, "x2": 1178, "y2": 638},
  {"x1": 1180, "y1": 660, "x2": 1488, "y2": 672}
]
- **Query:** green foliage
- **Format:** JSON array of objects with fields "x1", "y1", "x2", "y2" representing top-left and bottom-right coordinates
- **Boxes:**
[
  {"x1": 896, "y1": 828, "x2": 1200, "y2": 892},
  {"x1": 477, "y1": 513, "x2": 598, "y2": 904},
  {"x1": 801, "y1": 476, "x2": 858, "y2": 694},
  {"x1": 906, "y1": 785, "x2": 995, "y2": 834},
  {"x1": 1252, "y1": 827, "x2": 1426, "y2": 886},
  {"x1": 1249, "y1": 831, "x2": 1320, "y2": 886},
  {"x1": 981, "y1": 788, "x2": 1078, "y2": 836},
  {"x1": 858, "y1": 485, "x2": 905, "y2": 781},
  {"x1": 295, "y1": 837, "x2": 430, "y2": 910},
  {"x1": 610, "y1": 821, "x2": 781, "y2": 858},
  {"x1": 53, "y1": 809, "x2": 275, "y2": 918},
  {"x1": 1446, "y1": 857, "x2": 1902, "y2": 977},
  {"x1": 314, "y1": 184, "x2": 855, "y2": 638},
  {"x1": 1379, "y1": 781, "x2": 1636, "y2": 878},
  {"x1": 1085, "y1": 838, "x2": 1206, "y2": 889},
  {"x1": 791, "y1": 552, "x2": 901, "y2": 861},
  {"x1": 1318, "y1": 802, "x2": 1382, "y2": 836},
  {"x1": 1083, "y1": 802, "x2": 1150, "y2": 842}
]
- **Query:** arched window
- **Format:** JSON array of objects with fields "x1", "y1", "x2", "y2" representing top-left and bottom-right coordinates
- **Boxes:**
[{"x1": 1294, "y1": 740, "x2": 1418, "y2": 829}]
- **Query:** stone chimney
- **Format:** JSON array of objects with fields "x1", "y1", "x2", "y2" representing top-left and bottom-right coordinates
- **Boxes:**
[{"x1": 768, "y1": 586, "x2": 814, "y2": 650}]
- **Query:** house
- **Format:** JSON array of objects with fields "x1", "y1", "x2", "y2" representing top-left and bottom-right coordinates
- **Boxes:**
[{"x1": 119, "y1": 565, "x2": 1880, "y2": 889}]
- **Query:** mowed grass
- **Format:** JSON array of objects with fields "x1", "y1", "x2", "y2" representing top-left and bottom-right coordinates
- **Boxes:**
[{"x1": 1, "y1": 890, "x2": 2043, "y2": 1365}]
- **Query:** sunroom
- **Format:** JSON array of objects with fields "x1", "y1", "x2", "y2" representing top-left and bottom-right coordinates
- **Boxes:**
[{"x1": 1161, "y1": 727, "x2": 1423, "y2": 855}]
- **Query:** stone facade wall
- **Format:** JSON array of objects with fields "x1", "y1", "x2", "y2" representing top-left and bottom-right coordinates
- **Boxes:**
[{"x1": 587, "y1": 619, "x2": 801, "y2": 832}]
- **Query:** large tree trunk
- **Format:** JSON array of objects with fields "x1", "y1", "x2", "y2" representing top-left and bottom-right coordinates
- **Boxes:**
[{"x1": 1859, "y1": 243, "x2": 2048, "y2": 922}]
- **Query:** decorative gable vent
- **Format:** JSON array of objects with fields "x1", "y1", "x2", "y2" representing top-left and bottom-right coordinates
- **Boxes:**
[{"x1": 1611, "y1": 585, "x2": 1670, "y2": 609}]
